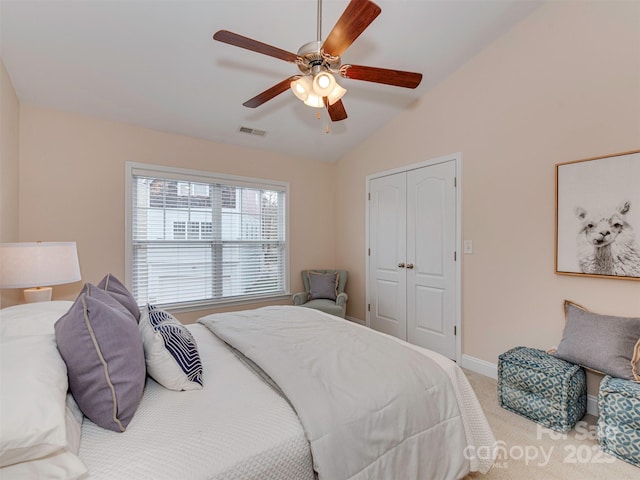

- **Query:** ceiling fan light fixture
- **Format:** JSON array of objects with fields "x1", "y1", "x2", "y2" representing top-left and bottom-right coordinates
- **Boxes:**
[
  {"x1": 291, "y1": 75, "x2": 324, "y2": 108},
  {"x1": 215, "y1": 0, "x2": 422, "y2": 121},
  {"x1": 291, "y1": 76, "x2": 312, "y2": 101},
  {"x1": 327, "y1": 83, "x2": 347, "y2": 106},
  {"x1": 312, "y1": 71, "x2": 336, "y2": 97},
  {"x1": 303, "y1": 92, "x2": 324, "y2": 108}
]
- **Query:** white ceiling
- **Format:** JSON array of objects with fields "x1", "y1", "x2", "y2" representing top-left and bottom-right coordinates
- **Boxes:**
[{"x1": 0, "y1": 0, "x2": 542, "y2": 162}]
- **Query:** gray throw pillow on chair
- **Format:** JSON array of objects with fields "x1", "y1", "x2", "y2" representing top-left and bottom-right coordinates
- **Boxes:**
[{"x1": 308, "y1": 271, "x2": 338, "y2": 301}]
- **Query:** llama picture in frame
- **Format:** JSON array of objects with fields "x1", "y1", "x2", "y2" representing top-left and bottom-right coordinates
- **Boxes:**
[{"x1": 556, "y1": 150, "x2": 640, "y2": 280}]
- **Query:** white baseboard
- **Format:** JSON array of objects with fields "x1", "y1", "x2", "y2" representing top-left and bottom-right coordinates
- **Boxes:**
[
  {"x1": 459, "y1": 354, "x2": 599, "y2": 417},
  {"x1": 460, "y1": 354, "x2": 498, "y2": 379}
]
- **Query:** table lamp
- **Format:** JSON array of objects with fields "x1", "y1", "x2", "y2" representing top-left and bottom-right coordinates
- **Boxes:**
[{"x1": 0, "y1": 241, "x2": 81, "y2": 303}]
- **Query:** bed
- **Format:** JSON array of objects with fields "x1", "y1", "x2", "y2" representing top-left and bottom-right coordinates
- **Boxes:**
[{"x1": 0, "y1": 296, "x2": 496, "y2": 480}]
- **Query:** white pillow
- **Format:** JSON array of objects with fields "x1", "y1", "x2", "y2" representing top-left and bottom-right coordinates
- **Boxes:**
[
  {"x1": 0, "y1": 301, "x2": 73, "y2": 337},
  {"x1": 0, "y1": 448, "x2": 87, "y2": 480},
  {"x1": 0, "y1": 334, "x2": 86, "y2": 478},
  {"x1": 64, "y1": 393, "x2": 84, "y2": 458},
  {"x1": 139, "y1": 305, "x2": 203, "y2": 391}
]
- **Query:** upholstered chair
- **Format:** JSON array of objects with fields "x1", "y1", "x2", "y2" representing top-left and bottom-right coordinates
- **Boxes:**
[{"x1": 292, "y1": 270, "x2": 348, "y2": 318}]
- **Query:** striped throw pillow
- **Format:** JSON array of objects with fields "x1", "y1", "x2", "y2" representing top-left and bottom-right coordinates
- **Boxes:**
[{"x1": 140, "y1": 304, "x2": 203, "y2": 390}]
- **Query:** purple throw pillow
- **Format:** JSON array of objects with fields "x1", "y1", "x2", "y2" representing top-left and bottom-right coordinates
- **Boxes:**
[
  {"x1": 55, "y1": 286, "x2": 146, "y2": 432},
  {"x1": 308, "y1": 271, "x2": 338, "y2": 300},
  {"x1": 97, "y1": 273, "x2": 141, "y2": 322}
]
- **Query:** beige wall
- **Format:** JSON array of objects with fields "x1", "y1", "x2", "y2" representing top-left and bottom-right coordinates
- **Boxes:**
[
  {"x1": 16, "y1": 106, "x2": 337, "y2": 321},
  {"x1": 0, "y1": 58, "x2": 22, "y2": 307},
  {"x1": 5, "y1": 1, "x2": 640, "y2": 377},
  {"x1": 335, "y1": 0, "x2": 640, "y2": 378},
  {"x1": 1, "y1": 59, "x2": 19, "y2": 242}
]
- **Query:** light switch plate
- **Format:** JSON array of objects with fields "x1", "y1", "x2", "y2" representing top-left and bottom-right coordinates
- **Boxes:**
[{"x1": 464, "y1": 240, "x2": 473, "y2": 254}]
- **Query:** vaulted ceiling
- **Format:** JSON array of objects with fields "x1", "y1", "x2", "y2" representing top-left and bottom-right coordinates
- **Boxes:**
[{"x1": 0, "y1": 0, "x2": 542, "y2": 162}]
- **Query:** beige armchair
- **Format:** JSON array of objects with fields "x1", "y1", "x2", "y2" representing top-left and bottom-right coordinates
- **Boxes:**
[{"x1": 292, "y1": 270, "x2": 348, "y2": 318}]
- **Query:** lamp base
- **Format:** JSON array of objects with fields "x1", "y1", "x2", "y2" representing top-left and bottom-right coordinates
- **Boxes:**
[{"x1": 24, "y1": 287, "x2": 53, "y2": 303}]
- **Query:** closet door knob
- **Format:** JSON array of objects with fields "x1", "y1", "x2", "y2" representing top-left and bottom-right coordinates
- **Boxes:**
[
  {"x1": 406, "y1": 263, "x2": 414, "y2": 269},
  {"x1": 398, "y1": 263, "x2": 405, "y2": 268}
]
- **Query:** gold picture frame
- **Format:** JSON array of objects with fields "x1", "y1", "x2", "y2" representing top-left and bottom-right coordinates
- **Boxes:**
[{"x1": 555, "y1": 150, "x2": 640, "y2": 281}]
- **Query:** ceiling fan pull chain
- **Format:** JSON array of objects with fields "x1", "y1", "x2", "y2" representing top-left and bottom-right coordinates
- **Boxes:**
[{"x1": 314, "y1": 109, "x2": 329, "y2": 133}]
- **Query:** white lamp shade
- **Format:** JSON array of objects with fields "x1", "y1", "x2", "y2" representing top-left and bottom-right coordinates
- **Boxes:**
[
  {"x1": 292, "y1": 74, "x2": 345, "y2": 109},
  {"x1": 303, "y1": 93, "x2": 324, "y2": 108},
  {"x1": 312, "y1": 72, "x2": 336, "y2": 97},
  {"x1": 291, "y1": 76, "x2": 312, "y2": 102},
  {"x1": 0, "y1": 242, "x2": 81, "y2": 288},
  {"x1": 327, "y1": 83, "x2": 347, "y2": 105}
]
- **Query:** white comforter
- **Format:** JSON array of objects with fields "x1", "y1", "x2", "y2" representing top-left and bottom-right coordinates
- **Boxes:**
[
  {"x1": 79, "y1": 323, "x2": 315, "y2": 480},
  {"x1": 198, "y1": 306, "x2": 496, "y2": 480}
]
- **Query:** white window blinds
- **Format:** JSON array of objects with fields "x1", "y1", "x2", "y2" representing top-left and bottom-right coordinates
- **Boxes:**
[{"x1": 128, "y1": 164, "x2": 288, "y2": 309}]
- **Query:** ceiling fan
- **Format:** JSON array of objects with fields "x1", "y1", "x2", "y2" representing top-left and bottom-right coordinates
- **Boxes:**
[{"x1": 213, "y1": 0, "x2": 423, "y2": 122}]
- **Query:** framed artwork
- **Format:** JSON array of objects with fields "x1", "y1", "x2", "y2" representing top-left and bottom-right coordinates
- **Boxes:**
[{"x1": 555, "y1": 150, "x2": 640, "y2": 280}]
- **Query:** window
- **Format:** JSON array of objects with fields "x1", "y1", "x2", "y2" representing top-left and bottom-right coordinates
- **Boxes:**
[
  {"x1": 221, "y1": 186, "x2": 237, "y2": 209},
  {"x1": 127, "y1": 163, "x2": 288, "y2": 309},
  {"x1": 187, "y1": 221, "x2": 200, "y2": 240},
  {"x1": 173, "y1": 221, "x2": 186, "y2": 239}
]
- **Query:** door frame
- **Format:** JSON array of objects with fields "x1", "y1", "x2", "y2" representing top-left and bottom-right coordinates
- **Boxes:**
[{"x1": 365, "y1": 152, "x2": 463, "y2": 363}]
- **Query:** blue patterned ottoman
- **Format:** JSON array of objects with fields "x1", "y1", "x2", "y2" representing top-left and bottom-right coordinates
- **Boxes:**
[
  {"x1": 498, "y1": 346, "x2": 586, "y2": 432},
  {"x1": 596, "y1": 376, "x2": 640, "y2": 467}
]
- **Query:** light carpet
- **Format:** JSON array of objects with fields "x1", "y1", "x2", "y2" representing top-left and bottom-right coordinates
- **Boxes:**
[{"x1": 461, "y1": 369, "x2": 639, "y2": 480}]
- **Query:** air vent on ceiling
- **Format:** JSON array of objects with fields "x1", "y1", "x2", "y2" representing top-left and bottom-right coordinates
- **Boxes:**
[{"x1": 238, "y1": 126, "x2": 267, "y2": 137}]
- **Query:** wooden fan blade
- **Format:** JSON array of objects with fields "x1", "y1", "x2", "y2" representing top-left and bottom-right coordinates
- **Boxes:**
[
  {"x1": 213, "y1": 30, "x2": 299, "y2": 63},
  {"x1": 340, "y1": 64, "x2": 422, "y2": 89},
  {"x1": 243, "y1": 76, "x2": 300, "y2": 108},
  {"x1": 321, "y1": 0, "x2": 381, "y2": 58},
  {"x1": 324, "y1": 97, "x2": 348, "y2": 122}
]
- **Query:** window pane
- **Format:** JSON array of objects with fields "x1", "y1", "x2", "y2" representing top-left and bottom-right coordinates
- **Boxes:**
[
  {"x1": 221, "y1": 186, "x2": 236, "y2": 209},
  {"x1": 173, "y1": 221, "x2": 185, "y2": 240},
  {"x1": 201, "y1": 222, "x2": 213, "y2": 240},
  {"x1": 187, "y1": 221, "x2": 199, "y2": 240},
  {"x1": 130, "y1": 169, "x2": 287, "y2": 308},
  {"x1": 133, "y1": 243, "x2": 215, "y2": 305}
]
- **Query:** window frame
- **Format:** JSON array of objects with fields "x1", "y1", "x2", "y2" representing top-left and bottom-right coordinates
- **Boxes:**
[{"x1": 125, "y1": 162, "x2": 290, "y2": 313}]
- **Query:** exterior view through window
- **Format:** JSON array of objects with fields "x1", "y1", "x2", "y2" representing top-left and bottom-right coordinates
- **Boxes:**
[{"x1": 128, "y1": 165, "x2": 288, "y2": 308}]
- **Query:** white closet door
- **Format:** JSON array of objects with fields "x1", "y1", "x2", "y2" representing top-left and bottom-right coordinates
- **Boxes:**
[
  {"x1": 406, "y1": 160, "x2": 457, "y2": 359},
  {"x1": 368, "y1": 173, "x2": 407, "y2": 340}
]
